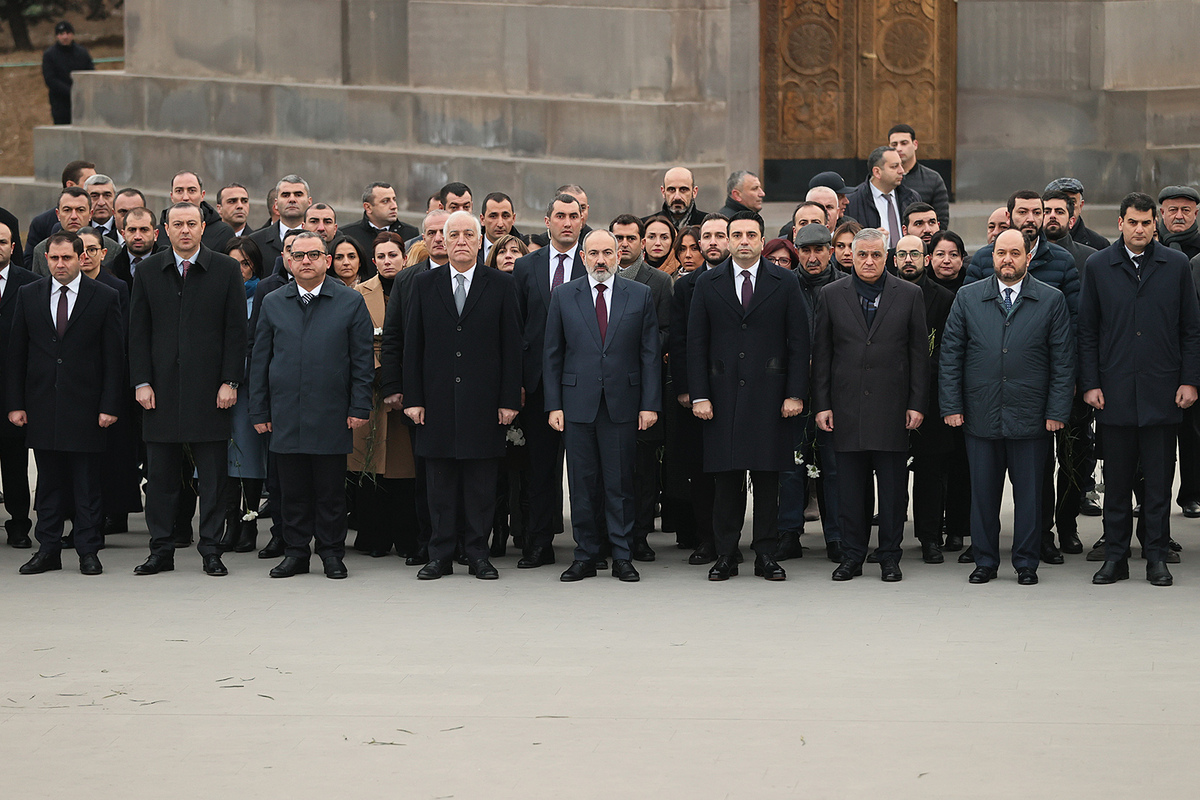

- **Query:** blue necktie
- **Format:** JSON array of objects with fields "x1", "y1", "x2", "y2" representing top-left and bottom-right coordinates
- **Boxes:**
[{"x1": 1003, "y1": 287, "x2": 1013, "y2": 314}]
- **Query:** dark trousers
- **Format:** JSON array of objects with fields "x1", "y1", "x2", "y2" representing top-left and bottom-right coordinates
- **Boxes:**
[
  {"x1": 1054, "y1": 396, "x2": 1095, "y2": 536},
  {"x1": 49, "y1": 94, "x2": 71, "y2": 125},
  {"x1": 712, "y1": 469, "x2": 778, "y2": 557},
  {"x1": 963, "y1": 433, "x2": 1049, "y2": 571},
  {"x1": 522, "y1": 385, "x2": 565, "y2": 550},
  {"x1": 275, "y1": 453, "x2": 347, "y2": 560},
  {"x1": 562, "y1": 397, "x2": 638, "y2": 562},
  {"x1": 353, "y1": 475, "x2": 418, "y2": 556},
  {"x1": 32, "y1": 449, "x2": 104, "y2": 556},
  {"x1": 0, "y1": 436, "x2": 31, "y2": 536},
  {"x1": 425, "y1": 457, "x2": 498, "y2": 564},
  {"x1": 944, "y1": 429, "x2": 971, "y2": 538},
  {"x1": 145, "y1": 440, "x2": 228, "y2": 558},
  {"x1": 632, "y1": 437, "x2": 661, "y2": 537},
  {"x1": 1177, "y1": 403, "x2": 1200, "y2": 505},
  {"x1": 668, "y1": 405, "x2": 719, "y2": 548},
  {"x1": 837, "y1": 450, "x2": 907, "y2": 565},
  {"x1": 910, "y1": 451, "x2": 949, "y2": 544},
  {"x1": 410, "y1": 427, "x2": 433, "y2": 548},
  {"x1": 1102, "y1": 424, "x2": 1176, "y2": 563}
]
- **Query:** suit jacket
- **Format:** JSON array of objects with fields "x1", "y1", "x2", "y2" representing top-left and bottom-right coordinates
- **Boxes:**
[
  {"x1": 249, "y1": 279, "x2": 374, "y2": 455},
  {"x1": 1078, "y1": 239, "x2": 1200, "y2": 427},
  {"x1": 0, "y1": 206, "x2": 24, "y2": 268},
  {"x1": 129, "y1": 244, "x2": 248, "y2": 442},
  {"x1": 812, "y1": 271, "x2": 929, "y2": 452},
  {"x1": 247, "y1": 223, "x2": 290, "y2": 271},
  {"x1": 32, "y1": 233, "x2": 119, "y2": 277},
  {"x1": 843, "y1": 182, "x2": 921, "y2": 231},
  {"x1": 5, "y1": 275, "x2": 123, "y2": 452},
  {"x1": 93, "y1": 269, "x2": 130, "y2": 341},
  {"x1": 544, "y1": 275, "x2": 661, "y2": 424},
  {"x1": 667, "y1": 265, "x2": 710, "y2": 395},
  {"x1": 158, "y1": 201, "x2": 234, "y2": 255},
  {"x1": 23, "y1": 207, "x2": 56, "y2": 264},
  {"x1": 379, "y1": 257, "x2": 440, "y2": 397},
  {"x1": 402, "y1": 265, "x2": 522, "y2": 460},
  {"x1": 341, "y1": 213, "x2": 419, "y2": 268},
  {"x1": 687, "y1": 259, "x2": 809, "y2": 472},
  {"x1": 512, "y1": 243, "x2": 585, "y2": 393},
  {"x1": 908, "y1": 270, "x2": 956, "y2": 456},
  {"x1": 0, "y1": 265, "x2": 41, "y2": 439}
]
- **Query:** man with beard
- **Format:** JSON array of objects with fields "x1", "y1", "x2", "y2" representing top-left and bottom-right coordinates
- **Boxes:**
[
  {"x1": 902, "y1": 203, "x2": 940, "y2": 250},
  {"x1": 777, "y1": 224, "x2": 844, "y2": 562},
  {"x1": 1045, "y1": 178, "x2": 1109, "y2": 251},
  {"x1": 964, "y1": 190, "x2": 1078, "y2": 566},
  {"x1": 1042, "y1": 190, "x2": 1097, "y2": 277},
  {"x1": 668, "y1": 214, "x2": 732, "y2": 564},
  {"x1": 110, "y1": 207, "x2": 159, "y2": 290},
  {"x1": 1157, "y1": 186, "x2": 1200, "y2": 260},
  {"x1": 647, "y1": 167, "x2": 707, "y2": 230},
  {"x1": 896, "y1": 234, "x2": 955, "y2": 564},
  {"x1": 610, "y1": 214, "x2": 673, "y2": 561}
]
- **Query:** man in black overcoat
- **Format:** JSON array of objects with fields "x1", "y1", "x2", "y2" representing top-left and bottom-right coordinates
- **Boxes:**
[
  {"x1": 813, "y1": 227, "x2": 928, "y2": 582},
  {"x1": 0, "y1": 221, "x2": 38, "y2": 548},
  {"x1": 6, "y1": 233, "x2": 123, "y2": 575},
  {"x1": 129, "y1": 203, "x2": 248, "y2": 577},
  {"x1": 1079, "y1": 193, "x2": 1200, "y2": 587},
  {"x1": 687, "y1": 211, "x2": 809, "y2": 581},
  {"x1": 403, "y1": 211, "x2": 522, "y2": 580}
]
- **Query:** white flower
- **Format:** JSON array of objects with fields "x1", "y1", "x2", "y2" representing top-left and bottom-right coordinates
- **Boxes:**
[
  {"x1": 241, "y1": 510, "x2": 259, "y2": 521},
  {"x1": 794, "y1": 451, "x2": 804, "y2": 465},
  {"x1": 373, "y1": 327, "x2": 384, "y2": 336},
  {"x1": 806, "y1": 464, "x2": 821, "y2": 479},
  {"x1": 907, "y1": 456, "x2": 914, "y2": 467},
  {"x1": 506, "y1": 426, "x2": 526, "y2": 446}
]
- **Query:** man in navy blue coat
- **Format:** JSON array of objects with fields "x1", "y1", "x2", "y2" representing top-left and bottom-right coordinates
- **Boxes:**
[
  {"x1": 544, "y1": 229, "x2": 661, "y2": 582},
  {"x1": 1079, "y1": 192, "x2": 1200, "y2": 587}
]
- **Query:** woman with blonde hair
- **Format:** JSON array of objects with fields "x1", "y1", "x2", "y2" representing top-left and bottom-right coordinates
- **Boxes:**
[{"x1": 485, "y1": 233, "x2": 528, "y2": 272}]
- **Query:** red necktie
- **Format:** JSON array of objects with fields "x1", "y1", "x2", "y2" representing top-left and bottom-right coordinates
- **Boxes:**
[
  {"x1": 595, "y1": 283, "x2": 608, "y2": 343},
  {"x1": 181, "y1": 259, "x2": 191, "y2": 279},
  {"x1": 56, "y1": 285, "x2": 69, "y2": 338},
  {"x1": 740, "y1": 270, "x2": 753, "y2": 312},
  {"x1": 552, "y1": 253, "x2": 567, "y2": 291}
]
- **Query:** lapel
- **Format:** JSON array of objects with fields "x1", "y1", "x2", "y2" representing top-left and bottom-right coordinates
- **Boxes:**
[
  {"x1": 712, "y1": 261, "x2": 742, "y2": 316},
  {"x1": 839, "y1": 278, "x2": 870, "y2": 336},
  {"x1": 1112, "y1": 241, "x2": 1139, "y2": 284},
  {"x1": 37, "y1": 277, "x2": 56, "y2": 333},
  {"x1": 435, "y1": 265, "x2": 458, "y2": 318},
  {"x1": 745, "y1": 260, "x2": 781, "y2": 318},
  {"x1": 359, "y1": 277, "x2": 385, "y2": 325},
  {"x1": 573, "y1": 279, "x2": 604, "y2": 350},
  {"x1": 65, "y1": 276, "x2": 97, "y2": 335},
  {"x1": 866, "y1": 272, "x2": 895, "y2": 338},
  {"x1": 602, "y1": 277, "x2": 630, "y2": 352},
  {"x1": 459, "y1": 266, "x2": 486, "y2": 321},
  {"x1": 536, "y1": 247, "x2": 553, "y2": 306}
]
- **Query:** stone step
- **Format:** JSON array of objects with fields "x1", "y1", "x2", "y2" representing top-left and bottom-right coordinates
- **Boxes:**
[
  {"x1": 70, "y1": 71, "x2": 729, "y2": 169},
  {"x1": 27, "y1": 124, "x2": 726, "y2": 227}
]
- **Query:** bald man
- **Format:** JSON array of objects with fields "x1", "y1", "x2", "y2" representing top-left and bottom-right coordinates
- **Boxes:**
[
  {"x1": 986, "y1": 207, "x2": 1010, "y2": 245},
  {"x1": 647, "y1": 167, "x2": 708, "y2": 230},
  {"x1": 778, "y1": 186, "x2": 843, "y2": 240}
]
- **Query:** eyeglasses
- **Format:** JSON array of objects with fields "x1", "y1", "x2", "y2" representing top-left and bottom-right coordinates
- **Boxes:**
[
  {"x1": 894, "y1": 250, "x2": 924, "y2": 261},
  {"x1": 292, "y1": 250, "x2": 327, "y2": 262},
  {"x1": 765, "y1": 255, "x2": 792, "y2": 267},
  {"x1": 83, "y1": 246, "x2": 103, "y2": 255}
]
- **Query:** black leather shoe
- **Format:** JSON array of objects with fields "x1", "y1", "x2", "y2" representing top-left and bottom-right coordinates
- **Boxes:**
[
  {"x1": 1170, "y1": 538, "x2": 1183, "y2": 553},
  {"x1": 611, "y1": 559, "x2": 640, "y2": 582},
  {"x1": 957, "y1": 545, "x2": 975, "y2": 563},
  {"x1": 921, "y1": 540, "x2": 944, "y2": 564},
  {"x1": 629, "y1": 537, "x2": 656, "y2": 562},
  {"x1": 968, "y1": 566, "x2": 997, "y2": 584},
  {"x1": 469, "y1": 558, "x2": 499, "y2": 580},
  {"x1": 19, "y1": 550, "x2": 62, "y2": 575},
  {"x1": 1086, "y1": 537, "x2": 1107, "y2": 561},
  {"x1": 203, "y1": 554, "x2": 229, "y2": 576},
  {"x1": 323, "y1": 556, "x2": 348, "y2": 579},
  {"x1": 258, "y1": 535, "x2": 285, "y2": 559},
  {"x1": 773, "y1": 531, "x2": 803, "y2": 561},
  {"x1": 1016, "y1": 567, "x2": 1038, "y2": 585},
  {"x1": 417, "y1": 558, "x2": 452, "y2": 580},
  {"x1": 831, "y1": 561, "x2": 862, "y2": 581},
  {"x1": 1059, "y1": 531, "x2": 1083, "y2": 555},
  {"x1": 234, "y1": 522, "x2": 258, "y2": 553},
  {"x1": 942, "y1": 533, "x2": 964, "y2": 552},
  {"x1": 517, "y1": 545, "x2": 555, "y2": 569},
  {"x1": 708, "y1": 555, "x2": 738, "y2": 581},
  {"x1": 688, "y1": 542, "x2": 717, "y2": 565},
  {"x1": 270, "y1": 556, "x2": 310, "y2": 578},
  {"x1": 405, "y1": 545, "x2": 430, "y2": 566},
  {"x1": 134, "y1": 554, "x2": 174, "y2": 575},
  {"x1": 560, "y1": 560, "x2": 597, "y2": 582},
  {"x1": 1146, "y1": 561, "x2": 1173, "y2": 587},
  {"x1": 7, "y1": 532, "x2": 32, "y2": 549},
  {"x1": 1183, "y1": 502, "x2": 1200, "y2": 518},
  {"x1": 79, "y1": 553, "x2": 103, "y2": 575},
  {"x1": 866, "y1": 549, "x2": 880, "y2": 564},
  {"x1": 879, "y1": 559, "x2": 903, "y2": 582},
  {"x1": 825, "y1": 541, "x2": 843, "y2": 562},
  {"x1": 101, "y1": 515, "x2": 129, "y2": 536},
  {"x1": 593, "y1": 559, "x2": 609, "y2": 570},
  {"x1": 1092, "y1": 559, "x2": 1129, "y2": 584},
  {"x1": 754, "y1": 554, "x2": 786, "y2": 581},
  {"x1": 1079, "y1": 495, "x2": 1103, "y2": 517},
  {"x1": 1040, "y1": 538, "x2": 1064, "y2": 565},
  {"x1": 489, "y1": 528, "x2": 508, "y2": 558}
]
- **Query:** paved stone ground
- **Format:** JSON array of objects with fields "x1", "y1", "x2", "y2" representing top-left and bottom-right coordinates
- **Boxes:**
[{"x1": 2, "y1": 489, "x2": 1198, "y2": 799}]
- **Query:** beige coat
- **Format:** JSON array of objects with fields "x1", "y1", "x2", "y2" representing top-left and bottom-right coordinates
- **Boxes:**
[{"x1": 348, "y1": 276, "x2": 415, "y2": 478}]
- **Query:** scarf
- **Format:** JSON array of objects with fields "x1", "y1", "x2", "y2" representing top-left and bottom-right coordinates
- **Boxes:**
[
  {"x1": 244, "y1": 277, "x2": 259, "y2": 300},
  {"x1": 1158, "y1": 220, "x2": 1200, "y2": 253},
  {"x1": 379, "y1": 275, "x2": 395, "y2": 298},
  {"x1": 852, "y1": 270, "x2": 884, "y2": 327},
  {"x1": 618, "y1": 255, "x2": 645, "y2": 281}
]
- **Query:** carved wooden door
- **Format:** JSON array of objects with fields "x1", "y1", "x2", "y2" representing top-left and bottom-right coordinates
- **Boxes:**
[{"x1": 761, "y1": 0, "x2": 956, "y2": 199}]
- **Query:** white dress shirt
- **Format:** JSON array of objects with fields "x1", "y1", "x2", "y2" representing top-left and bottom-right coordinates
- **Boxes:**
[
  {"x1": 733, "y1": 260, "x2": 760, "y2": 304},
  {"x1": 453, "y1": 264, "x2": 477, "y2": 295},
  {"x1": 298, "y1": 278, "x2": 326, "y2": 304},
  {"x1": 998, "y1": 275, "x2": 1025, "y2": 302},
  {"x1": 173, "y1": 249, "x2": 200, "y2": 276},
  {"x1": 870, "y1": 181, "x2": 898, "y2": 233},
  {"x1": 588, "y1": 273, "x2": 612, "y2": 305},
  {"x1": 50, "y1": 271, "x2": 82, "y2": 322},
  {"x1": 0, "y1": 265, "x2": 8, "y2": 300}
]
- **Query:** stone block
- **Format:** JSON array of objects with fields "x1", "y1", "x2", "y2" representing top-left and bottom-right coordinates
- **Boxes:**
[
  {"x1": 1101, "y1": 0, "x2": 1200, "y2": 90},
  {"x1": 956, "y1": 1, "x2": 1098, "y2": 93},
  {"x1": 145, "y1": 79, "x2": 215, "y2": 136},
  {"x1": 345, "y1": 0, "x2": 410, "y2": 87},
  {"x1": 408, "y1": 2, "x2": 508, "y2": 93}
]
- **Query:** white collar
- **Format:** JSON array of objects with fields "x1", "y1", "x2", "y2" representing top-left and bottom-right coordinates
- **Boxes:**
[{"x1": 54, "y1": 271, "x2": 84, "y2": 293}]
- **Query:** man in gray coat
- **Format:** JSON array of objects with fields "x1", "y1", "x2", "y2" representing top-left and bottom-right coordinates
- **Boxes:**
[
  {"x1": 940, "y1": 229, "x2": 1076, "y2": 585},
  {"x1": 249, "y1": 231, "x2": 374, "y2": 579}
]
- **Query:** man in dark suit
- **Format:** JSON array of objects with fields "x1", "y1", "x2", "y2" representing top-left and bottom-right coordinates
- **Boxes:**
[
  {"x1": 156, "y1": 171, "x2": 236, "y2": 255},
  {"x1": 32, "y1": 188, "x2": 119, "y2": 276},
  {"x1": 0, "y1": 222, "x2": 39, "y2": 548},
  {"x1": 544, "y1": 229, "x2": 662, "y2": 582},
  {"x1": 842, "y1": 146, "x2": 920, "y2": 248},
  {"x1": 940, "y1": 228, "x2": 1076, "y2": 585},
  {"x1": 610, "y1": 214, "x2": 673, "y2": 561},
  {"x1": 24, "y1": 160, "x2": 95, "y2": 263},
  {"x1": 509, "y1": 194, "x2": 587, "y2": 569},
  {"x1": 341, "y1": 182, "x2": 420, "y2": 257},
  {"x1": 129, "y1": 203, "x2": 248, "y2": 577},
  {"x1": 813, "y1": 227, "x2": 928, "y2": 582},
  {"x1": 688, "y1": 211, "x2": 809, "y2": 581},
  {"x1": 479, "y1": 192, "x2": 526, "y2": 265},
  {"x1": 249, "y1": 175, "x2": 313, "y2": 267},
  {"x1": 1080, "y1": 193, "x2": 1200, "y2": 587},
  {"x1": 249, "y1": 231, "x2": 374, "y2": 579},
  {"x1": 669, "y1": 215, "x2": 732, "y2": 564},
  {"x1": 6, "y1": 232, "x2": 123, "y2": 575},
  {"x1": 645, "y1": 167, "x2": 708, "y2": 231},
  {"x1": 0, "y1": 206, "x2": 25, "y2": 268},
  {"x1": 109, "y1": 207, "x2": 160, "y2": 290},
  {"x1": 403, "y1": 211, "x2": 522, "y2": 580}
]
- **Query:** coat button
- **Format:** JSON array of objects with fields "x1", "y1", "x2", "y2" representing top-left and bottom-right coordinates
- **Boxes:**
[
  {"x1": 57, "y1": 358, "x2": 63, "y2": 364},
  {"x1": 866, "y1": 340, "x2": 871, "y2": 346},
  {"x1": 455, "y1": 377, "x2": 461, "y2": 383},
  {"x1": 739, "y1": 352, "x2": 745, "y2": 358},
  {"x1": 1136, "y1": 331, "x2": 1141, "y2": 336},
  {"x1": 455, "y1": 351, "x2": 462, "y2": 357},
  {"x1": 739, "y1": 380, "x2": 745, "y2": 386},
  {"x1": 1002, "y1": 348, "x2": 1008, "y2": 354},
  {"x1": 456, "y1": 325, "x2": 462, "y2": 331},
  {"x1": 864, "y1": 390, "x2": 869, "y2": 396},
  {"x1": 741, "y1": 323, "x2": 747, "y2": 330}
]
